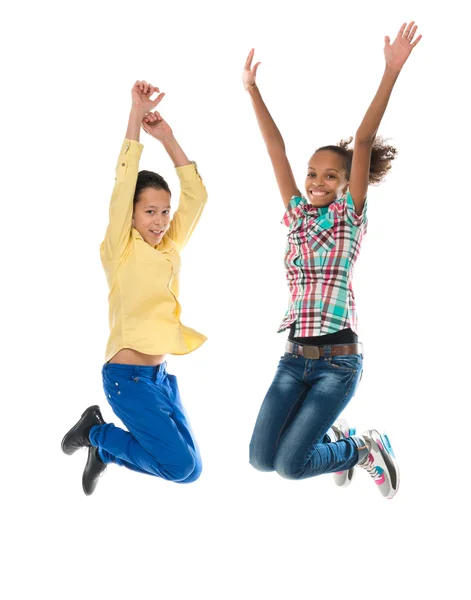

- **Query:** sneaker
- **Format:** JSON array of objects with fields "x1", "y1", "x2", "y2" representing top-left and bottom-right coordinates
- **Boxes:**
[
  {"x1": 330, "y1": 418, "x2": 356, "y2": 488},
  {"x1": 358, "y1": 429, "x2": 400, "y2": 499}
]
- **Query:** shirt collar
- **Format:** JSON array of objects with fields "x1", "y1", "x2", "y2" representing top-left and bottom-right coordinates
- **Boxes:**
[
  {"x1": 300, "y1": 198, "x2": 338, "y2": 218},
  {"x1": 132, "y1": 227, "x2": 171, "y2": 251}
]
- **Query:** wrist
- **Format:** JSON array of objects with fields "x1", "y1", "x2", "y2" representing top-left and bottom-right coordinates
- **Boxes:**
[
  {"x1": 130, "y1": 103, "x2": 147, "y2": 119},
  {"x1": 160, "y1": 134, "x2": 177, "y2": 147},
  {"x1": 384, "y1": 64, "x2": 402, "y2": 77},
  {"x1": 245, "y1": 83, "x2": 258, "y2": 93}
]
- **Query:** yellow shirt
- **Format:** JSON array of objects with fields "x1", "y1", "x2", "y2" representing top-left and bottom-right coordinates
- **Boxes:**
[{"x1": 101, "y1": 139, "x2": 208, "y2": 362}]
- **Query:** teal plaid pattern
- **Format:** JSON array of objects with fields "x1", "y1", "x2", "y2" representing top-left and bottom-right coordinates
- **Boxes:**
[{"x1": 278, "y1": 191, "x2": 367, "y2": 337}]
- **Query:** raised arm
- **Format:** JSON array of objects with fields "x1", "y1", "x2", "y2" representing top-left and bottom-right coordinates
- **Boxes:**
[
  {"x1": 243, "y1": 49, "x2": 300, "y2": 208},
  {"x1": 142, "y1": 112, "x2": 208, "y2": 251},
  {"x1": 142, "y1": 111, "x2": 191, "y2": 167},
  {"x1": 349, "y1": 22, "x2": 422, "y2": 215},
  {"x1": 101, "y1": 81, "x2": 165, "y2": 262}
]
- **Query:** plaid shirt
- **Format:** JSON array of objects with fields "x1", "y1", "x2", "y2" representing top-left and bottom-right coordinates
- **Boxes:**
[{"x1": 278, "y1": 191, "x2": 368, "y2": 337}]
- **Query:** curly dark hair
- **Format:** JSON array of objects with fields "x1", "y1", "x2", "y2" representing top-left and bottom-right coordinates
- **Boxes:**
[
  {"x1": 133, "y1": 170, "x2": 171, "y2": 205},
  {"x1": 316, "y1": 136, "x2": 397, "y2": 185}
]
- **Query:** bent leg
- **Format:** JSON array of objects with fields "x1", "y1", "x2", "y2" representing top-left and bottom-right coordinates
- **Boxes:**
[
  {"x1": 274, "y1": 357, "x2": 363, "y2": 479},
  {"x1": 90, "y1": 365, "x2": 198, "y2": 482}
]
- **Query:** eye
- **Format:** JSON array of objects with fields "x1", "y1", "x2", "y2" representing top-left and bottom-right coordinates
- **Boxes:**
[
  {"x1": 307, "y1": 173, "x2": 316, "y2": 178},
  {"x1": 146, "y1": 210, "x2": 155, "y2": 215},
  {"x1": 327, "y1": 175, "x2": 337, "y2": 179},
  {"x1": 163, "y1": 210, "x2": 170, "y2": 215}
]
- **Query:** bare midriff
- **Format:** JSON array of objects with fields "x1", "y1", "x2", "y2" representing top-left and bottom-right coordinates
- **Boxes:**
[{"x1": 108, "y1": 348, "x2": 166, "y2": 366}]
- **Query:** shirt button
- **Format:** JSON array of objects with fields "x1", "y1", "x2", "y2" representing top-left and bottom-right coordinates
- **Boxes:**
[
  {"x1": 169, "y1": 248, "x2": 174, "y2": 253},
  {"x1": 121, "y1": 163, "x2": 125, "y2": 167}
]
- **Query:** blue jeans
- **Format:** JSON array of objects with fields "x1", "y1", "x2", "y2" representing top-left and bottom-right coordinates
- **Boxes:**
[
  {"x1": 89, "y1": 363, "x2": 202, "y2": 484},
  {"x1": 249, "y1": 345, "x2": 363, "y2": 479}
]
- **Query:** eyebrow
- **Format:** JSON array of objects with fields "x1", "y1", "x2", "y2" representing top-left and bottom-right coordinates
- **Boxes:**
[
  {"x1": 145, "y1": 205, "x2": 171, "y2": 209},
  {"x1": 308, "y1": 167, "x2": 340, "y2": 173}
]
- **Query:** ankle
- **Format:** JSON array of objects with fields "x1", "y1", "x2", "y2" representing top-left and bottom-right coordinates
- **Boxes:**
[
  {"x1": 351, "y1": 435, "x2": 370, "y2": 465},
  {"x1": 83, "y1": 425, "x2": 94, "y2": 443}
]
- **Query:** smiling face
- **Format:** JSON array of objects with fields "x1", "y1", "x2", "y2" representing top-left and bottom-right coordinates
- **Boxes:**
[
  {"x1": 305, "y1": 150, "x2": 349, "y2": 207},
  {"x1": 132, "y1": 187, "x2": 171, "y2": 246}
]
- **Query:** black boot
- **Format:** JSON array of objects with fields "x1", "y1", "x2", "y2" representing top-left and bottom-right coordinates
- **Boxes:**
[
  {"x1": 61, "y1": 405, "x2": 105, "y2": 455},
  {"x1": 83, "y1": 446, "x2": 107, "y2": 496}
]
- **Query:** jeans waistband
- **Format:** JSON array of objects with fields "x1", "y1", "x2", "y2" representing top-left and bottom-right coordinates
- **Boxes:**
[
  {"x1": 285, "y1": 341, "x2": 363, "y2": 359},
  {"x1": 102, "y1": 362, "x2": 167, "y2": 381}
]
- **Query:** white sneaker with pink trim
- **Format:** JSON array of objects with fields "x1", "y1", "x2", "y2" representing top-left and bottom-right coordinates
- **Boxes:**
[{"x1": 358, "y1": 430, "x2": 400, "y2": 499}]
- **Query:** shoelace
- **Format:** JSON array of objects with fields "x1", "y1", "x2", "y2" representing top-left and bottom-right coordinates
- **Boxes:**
[{"x1": 360, "y1": 454, "x2": 381, "y2": 480}]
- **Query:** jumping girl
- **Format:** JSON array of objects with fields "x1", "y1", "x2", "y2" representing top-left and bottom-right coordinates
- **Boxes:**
[
  {"x1": 245, "y1": 22, "x2": 421, "y2": 499},
  {"x1": 61, "y1": 81, "x2": 207, "y2": 495}
]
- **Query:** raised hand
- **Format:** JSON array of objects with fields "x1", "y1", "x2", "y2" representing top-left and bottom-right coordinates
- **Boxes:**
[
  {"x1": 132, "y1": 80, "x2": 165, "y2": 113},
  {"x1": 141, "y1": 111, "x2": 174, "y2": 141},
  {"x1": 243, "y1": 49, "x2": 261, "y2": 90},
  {"x1": 384, "y1": 21, "x2": 422, "y2": 72}
]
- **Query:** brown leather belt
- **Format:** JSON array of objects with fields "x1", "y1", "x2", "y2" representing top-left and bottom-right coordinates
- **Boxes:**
[{"x1": 285, "y1": 341, "x2": 363, "y2": 360}]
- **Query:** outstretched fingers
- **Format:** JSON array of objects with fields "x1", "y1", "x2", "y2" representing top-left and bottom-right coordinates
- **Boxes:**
[
  {"x1": 399, "y1": 21, "x2": 422, "y2": 46},
  {"x1": 407, "y1": 24, "x2": 418, "y2": 40},
  {"x1": 245, "y1": 48, "x2": 255, "y2": 70},
  {"x1": 253, "y1": 61, "x2": 261, "y2": 74},
  {"x1": 411, "y1": 31, "x2": 422, "y2": 47}
]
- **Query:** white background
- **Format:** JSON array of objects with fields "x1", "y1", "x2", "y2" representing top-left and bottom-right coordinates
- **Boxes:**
[{"x1": 2, "y1": 0, "x2": 470, "y2": 598}]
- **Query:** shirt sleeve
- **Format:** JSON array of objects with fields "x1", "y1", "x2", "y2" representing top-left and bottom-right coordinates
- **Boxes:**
[
  {"x1": 101, "y1": 139, "x2": 144, "y2": 262},
  {"x1": 166, "y1": 161, "x2": 208, "y2": 251},
  {"x1": 344, "y1": 190, "x2": 368, "y2": 228},
  {"x1": 281, "y1": 195, "x2": 306, "y2": 227}
]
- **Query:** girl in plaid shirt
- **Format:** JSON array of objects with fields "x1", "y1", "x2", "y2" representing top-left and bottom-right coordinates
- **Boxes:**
[{"x1": 244, "y1": 22, "x2": 421, "y2": 499}]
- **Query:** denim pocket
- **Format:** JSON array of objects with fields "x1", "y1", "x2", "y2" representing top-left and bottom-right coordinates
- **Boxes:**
[
  {"x1": 102, "y1": 368, "x2": 141, "y2": 402},
  {"x1": 280, "y1": 352, "x2": 299, "y2": 362},
  {"x1": 326, "y1": 353, "x2": 362, "y2": 372}
]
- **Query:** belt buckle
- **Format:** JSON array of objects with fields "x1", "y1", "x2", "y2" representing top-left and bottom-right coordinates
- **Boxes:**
[{"x1": 303, "y1": 345, "x2": 320, "y2": 360}]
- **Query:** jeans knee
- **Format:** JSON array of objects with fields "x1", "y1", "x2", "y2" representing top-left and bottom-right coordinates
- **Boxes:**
[
  {"x1": 162, "y1": 448, "x2": 202, "y2": 483},
  {"x1": 172, "y1": 455, "x2": 196, "y2": 482},
  {"x1": 249, "y1": 447, "x2": 274, "y2": 473},
  {"x1": 179, "y1": 460, "x2": 202, "y2": 484},
  {"x1": 273, "y1": 454, "x2": 302, "y2": 480}
]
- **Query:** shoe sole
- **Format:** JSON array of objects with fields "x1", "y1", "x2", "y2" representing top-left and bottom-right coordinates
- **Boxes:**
[{"x1": 381, "y1": 433, "x2": 400, "y2": 500}]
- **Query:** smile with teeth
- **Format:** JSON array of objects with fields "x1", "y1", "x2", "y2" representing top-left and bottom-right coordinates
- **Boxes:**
[
  {"x1": 150, "y1": 229, "x2": 163, "y2": 235},
  {"x1": 310, "y1": 189, "x2": 329, "y2": 197}
]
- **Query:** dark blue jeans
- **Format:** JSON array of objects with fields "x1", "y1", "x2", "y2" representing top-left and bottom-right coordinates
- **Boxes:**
[
  {"x1": 250, "y1": 345, "x2": 363, "y2": 479},
  {"x1": 89, "y1": 363, "x2": 202, "y2": 484}
]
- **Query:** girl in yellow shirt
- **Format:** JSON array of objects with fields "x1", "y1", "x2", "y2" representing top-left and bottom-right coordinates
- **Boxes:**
[{"x1": 61, "y1": 81, "x2": 208, "y2": 495}]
